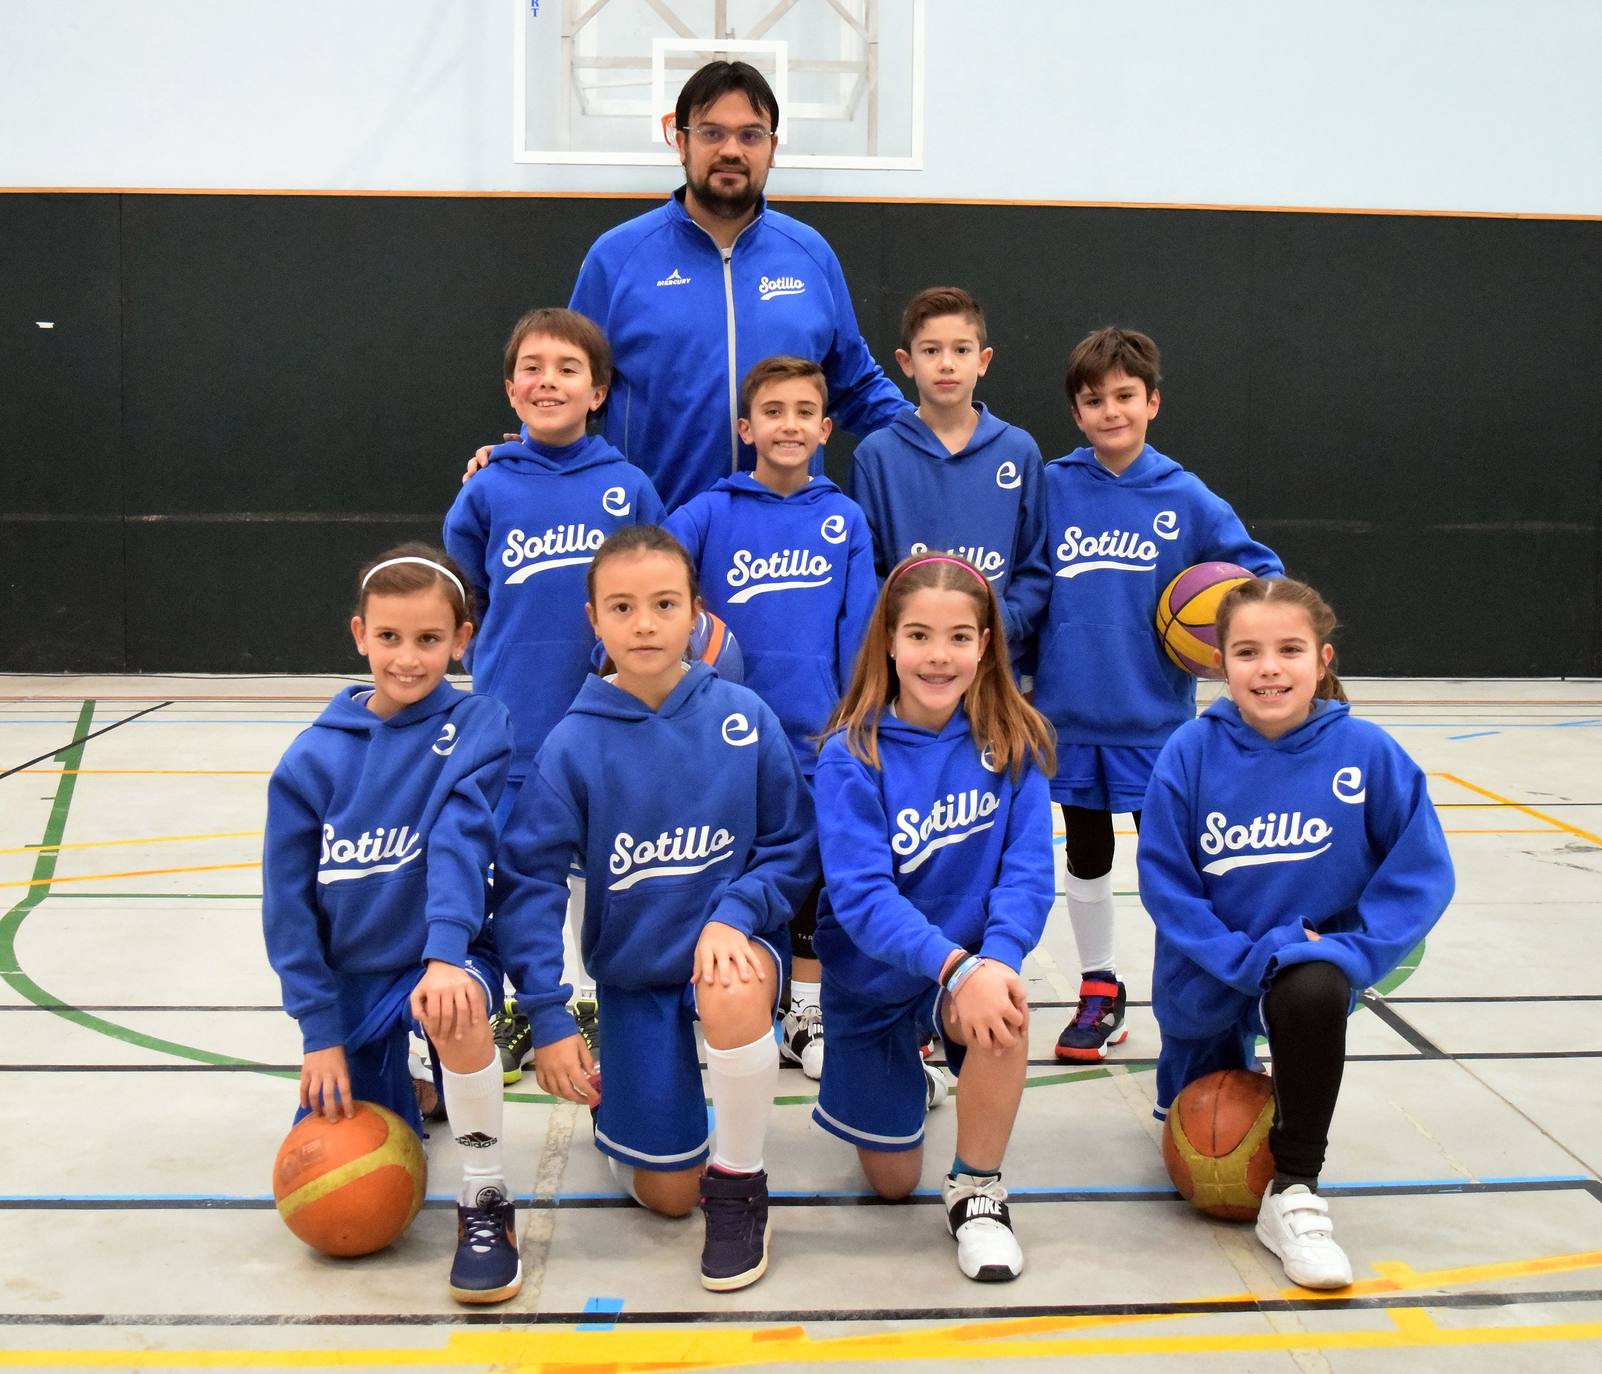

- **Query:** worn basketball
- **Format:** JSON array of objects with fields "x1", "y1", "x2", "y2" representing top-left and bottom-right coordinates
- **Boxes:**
[
  {"x1": 688, "y1": 609, "x2": 745, "y2": 683},
  {"x1": 1155, "y1": 562, "x2": 1254, "y2": 679},
  {"x1": 1162, "y1": 1069, "x2": 1276, "y2": 1220},
  {"x1": 273, "y1": 1101, "x2": 427, "y2": 1257}
]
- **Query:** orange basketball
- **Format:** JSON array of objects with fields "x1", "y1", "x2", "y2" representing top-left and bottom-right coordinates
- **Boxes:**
[
  {"x1": 1162, "y1": 1069, "x2": 1276, "y2": 1220},
  {"x1": 272, "y1": 1101, "x2": 427, "y2": 1257}
]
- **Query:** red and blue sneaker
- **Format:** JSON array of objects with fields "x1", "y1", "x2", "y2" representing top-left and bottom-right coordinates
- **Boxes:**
[{"x1": 1055, "y1": 973, "x2": 1128, "y2": 1061}]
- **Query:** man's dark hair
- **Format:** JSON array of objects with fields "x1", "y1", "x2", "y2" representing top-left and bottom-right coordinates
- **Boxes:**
[{"x1": 675, "y1": 60, "x2": 780, "y2": 133}]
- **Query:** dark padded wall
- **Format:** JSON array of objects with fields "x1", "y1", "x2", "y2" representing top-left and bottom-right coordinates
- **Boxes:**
[{"x1": 4, "y1": 192, "x2": 1599, "y2": 675}]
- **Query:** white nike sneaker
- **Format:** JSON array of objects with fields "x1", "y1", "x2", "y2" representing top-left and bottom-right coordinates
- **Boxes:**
[
  {"x1": 1255, "y1": 1184, "x2": 1353, "y2": 1289},
  {"x1": 923, "y1": 1060, "x2": 949, "y2": 1112},
  {"x1": 941, "y1": 1172, "x2": 1022, "y2": 1282}
]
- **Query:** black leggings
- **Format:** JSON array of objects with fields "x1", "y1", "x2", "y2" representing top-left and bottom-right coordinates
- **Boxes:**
[
  {"x1": 1262, "y1": 960, "x2": 1352, "y2": 1187},
  {"x1": 788, "y1": 878, "x2": 822, "y2": 960},
  {"x1": 1060, "y1": 805, "x2": 1141, "y2": 880}
]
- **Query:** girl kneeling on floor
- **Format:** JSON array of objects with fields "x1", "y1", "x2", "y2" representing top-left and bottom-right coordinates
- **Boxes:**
[
  {"x1": 494, "y1": 525, "x2": 817, "y2": 1292},
  {"x1": 812, "y1": 553, "x2": 1056, "y2": 1282},
  {"x1": 1139, "y1": 577, "x2": 1455, "y2": 1289}
]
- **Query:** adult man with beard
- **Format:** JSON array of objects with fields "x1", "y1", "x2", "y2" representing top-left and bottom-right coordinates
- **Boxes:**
[{"x1": 473, "y1": 60, "x2": 908, "y2": 513}]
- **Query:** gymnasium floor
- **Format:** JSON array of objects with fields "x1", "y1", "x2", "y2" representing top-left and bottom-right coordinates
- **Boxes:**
[{"x1": 2, "y1": 676, "x2": 1599, "y2": 1373}]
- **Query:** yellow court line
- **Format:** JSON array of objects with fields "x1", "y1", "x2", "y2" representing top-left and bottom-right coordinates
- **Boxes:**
[
  {"x1": 0, "y1": 861, "x2": 259, "y2": 890},
  {"x1": 5, "y1": 1249, "x2": 1600, "y2": 1369},
  {"x1": 0, "y1": 830, "x2": 261, "y2": 857},
  {"x1": 1434, "y1": 772, "x2": 1602, "y2": 849}
]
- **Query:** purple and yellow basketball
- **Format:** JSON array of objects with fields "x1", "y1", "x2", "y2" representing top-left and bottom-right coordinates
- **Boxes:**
[
  {"x1": 1155, "y1": 562, "x2": 1254, "y2": 679},
  {"x1": 688, "y1": 609, "x2": 745, "y2": 684}
]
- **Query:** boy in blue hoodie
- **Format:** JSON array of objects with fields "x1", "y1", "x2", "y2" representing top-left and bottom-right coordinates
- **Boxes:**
[
  {"x1": 1138, "y1": 577, "x2": 1454, "y2": 1288},
  {"x1": 444, "y1": 308, "x2": 664, "y2": 1079},
  {"x1": 664, "y1": 356, "x2": 877, "y2": 1079},
  {"x1": 849, "y1": 287, "x2": 1051, "y2": 661},
  {"x1": 1034, "y1": 327, "x2": 1282, "y2": 1063},
  {"x1": 263, "y1": 546, "x2": 520, "y2": 1304}
]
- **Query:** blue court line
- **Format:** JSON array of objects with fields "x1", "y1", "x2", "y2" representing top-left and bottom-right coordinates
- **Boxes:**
[
  {"x1": 3, "y1": 1175, "x2": 1592, "y2": 1206},
  {"x1": 1448, "y1": 731, "x2": 1502, "y2": 741},
  {"x1": 577, "y1": 1296, "x2": 625, "y2": 1332}
]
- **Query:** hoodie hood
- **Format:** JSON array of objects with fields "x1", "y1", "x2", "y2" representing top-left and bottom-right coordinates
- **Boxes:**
[
  {"x1": 311, "y1": 681, "x2": 464, "y2": 733},
  {"x1": 1053, "y1": 443, "x2": 1183, "y2": 488},
  {"x1": 489, "y1": 431, "x2": 627, "y2": 475},
  {"x1": 877, "y1": 702, "x2": 975, "y2": 749},
  {"x1": 566, "y1": 660, "x2": 718, "y2": 723},
  {"x1": 884, "y1": 403, "x2": 1011, "y2": 463},
  {"x1": 709, "y1": 471, "x2": 845, "y2": 504},
  {"x1": 1200, "y1": 695, "x2": 1350, "y2": 753}
]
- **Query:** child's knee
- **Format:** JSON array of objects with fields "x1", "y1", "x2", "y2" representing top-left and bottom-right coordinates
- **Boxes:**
[
  {"x1": 631, "y1": 1165, "x2": 701, "y2": 1217},
  {"x1": 858, "y1": 1146, "x2": 921, "y2": 1201}
]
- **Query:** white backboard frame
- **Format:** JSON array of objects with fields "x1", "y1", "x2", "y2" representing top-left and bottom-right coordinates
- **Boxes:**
[{"x1": 512, "y1": 0, "x2": 925, "y2": 170}]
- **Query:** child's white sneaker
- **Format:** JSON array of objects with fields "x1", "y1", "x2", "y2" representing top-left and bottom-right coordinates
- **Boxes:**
[
  {"x1": 941, "y1": 1172, "x2": 1022, "y2": 1282},
  {"x1": 1255, "y1": 1184, "x2": 1353, "y2": 1289},
  {"x1": 923, "y1": 1060, "x2": 948, "y2": 1112}
]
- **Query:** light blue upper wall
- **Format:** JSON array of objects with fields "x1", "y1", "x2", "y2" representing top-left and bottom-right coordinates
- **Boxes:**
[{"x1": 3, "y1": 0, "x2": 1598, "y2": 214}]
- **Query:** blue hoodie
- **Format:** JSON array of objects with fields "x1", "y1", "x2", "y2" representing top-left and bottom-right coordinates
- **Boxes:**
[
  {"x1": 443, "y1": 431, "x2": 663, "y2": 777},
  {"x1": 664, "y1": 473, "x2": 876, "y2": 775},
  {"x1": 813, "y1": 707, "x2": 1054, "y2": 1004},
  {"x1": 495, "y1": 663, "x2": 819, "y2": 1049},
  {"x1": 1034, "y1": 444, "x2": 1282, "y2": 758},
  {"x1": 849, "y1": 405, "x2": 1051, "y2": 652},
  {"x1": 262, "y1": 683, "x2": 511, "y2": 1053},
  {"x1": 1138, "y1": 698, "x2": 1455, "y2": 1043},
  {"x1": 569, "y1": 190, "x2": 910, "y2": 512}
]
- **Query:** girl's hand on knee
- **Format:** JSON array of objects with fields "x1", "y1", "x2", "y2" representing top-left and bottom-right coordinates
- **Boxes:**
[
  {"x1": 301, "y1": 1046, "x2": 354, "y2": 1120},
  {"x1": 533, "y1": 1034, "x2": 598, "y2": 1104},
  {"x1": 410, "y1": 959, "x2": 482, "y2": 1042},
  {"x1": 953, "y1": 962, "x2": 1024, "y2": 1054},
  {"x1": 694, "y1": 920, "x2": 761, "y2": 988}
]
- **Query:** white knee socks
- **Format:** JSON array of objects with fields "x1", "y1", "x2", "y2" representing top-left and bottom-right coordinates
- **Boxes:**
[
  {"x1": 441, "y1": 1054, "x2": 507, "y2": 1204},
  {"x1": 705, "y1": 1033, "x2": 779, "y2": 1174},
  {"x1": 1064, "y1": 871, "x2": 1117, "y2": 976}
]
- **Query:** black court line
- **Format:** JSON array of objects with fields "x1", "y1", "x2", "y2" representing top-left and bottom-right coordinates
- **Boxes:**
[
  {"x1": 0, "y1": 701, "x2": 173, "y2": 780},
  {"x1": 7, "y1": 1177, "x2": 1597, "y2": 1212},
  {"x1": 7, "y1": 1287, "x2": 1602, "y2": 1328},
  {"x1": 1359, "y1": 992, "x2": 1447, "y2": 1058}
]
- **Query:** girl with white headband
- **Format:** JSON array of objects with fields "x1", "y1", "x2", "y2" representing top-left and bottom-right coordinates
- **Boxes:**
[{"x1": 261, "y1": 543, "x2": 520, "y2": 1305}]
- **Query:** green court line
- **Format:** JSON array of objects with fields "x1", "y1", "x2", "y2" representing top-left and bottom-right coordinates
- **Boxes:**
[
  {"x1": 0, "y1": 702, "x2": 277, "y2": 1075},
  {"x1": 2, "y1": 698, "x2": 1426, "y2": 1108}
]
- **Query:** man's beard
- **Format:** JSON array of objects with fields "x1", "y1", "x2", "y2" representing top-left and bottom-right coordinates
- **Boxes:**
[{"x1": 687, "y1": 163, "x2": 762, "y2": 219}]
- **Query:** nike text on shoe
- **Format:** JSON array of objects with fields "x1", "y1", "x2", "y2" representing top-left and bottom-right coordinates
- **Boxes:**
[{"x1": 942, "y1": 1172, "x2": 1022, "y2": 1281}]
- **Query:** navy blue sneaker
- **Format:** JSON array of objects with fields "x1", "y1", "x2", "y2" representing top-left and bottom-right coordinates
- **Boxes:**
[
  {"x1": 699, "y1": 1167, "x2": 771, "y2": 1291},
  {"x1": 448, "y1": 1185, "x2": 521, "y2": 1304},
  {"x1": 1055, "y1": 974, "x2": 1129, "y2": 1062}
]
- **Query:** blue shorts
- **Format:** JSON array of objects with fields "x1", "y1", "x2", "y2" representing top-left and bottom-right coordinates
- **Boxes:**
[
  {"x1": 812, "y1": 980, "x2": 968, "y2": 1153},
  {"x1": 294, "y1": 930, "x2": 502, "y2": 1136},
  {"x1": 592, "y1": 932, "x2": 786, "y2": 1173},
  {"x1": 1052, "y1": 744, "x2": 1162, "y2": 812},
  {"x1": 1153, "y1": 1000, "x2": 1265, "y2": 1123}
]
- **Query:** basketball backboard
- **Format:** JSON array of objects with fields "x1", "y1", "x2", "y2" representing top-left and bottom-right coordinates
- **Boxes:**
[{"x1": 514, "y1": 0, "x2": 925, "y2": 169}]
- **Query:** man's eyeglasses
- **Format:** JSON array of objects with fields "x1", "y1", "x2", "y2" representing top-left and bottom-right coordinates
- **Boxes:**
[{"x1": 678, "y1": 124, "x2": 774, "y2": 149}]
